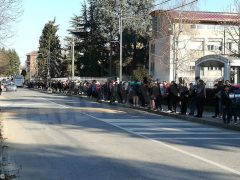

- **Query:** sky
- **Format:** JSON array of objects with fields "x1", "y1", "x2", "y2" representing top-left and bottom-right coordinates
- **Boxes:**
[{"x1": 6, "y1": 0, "x2": 237, "y2": 65}]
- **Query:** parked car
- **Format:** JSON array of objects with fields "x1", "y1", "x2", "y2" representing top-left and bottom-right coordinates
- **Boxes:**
[
  {"x1": 6, "y1": 82, "x2": 17, "y2": 92},
  {"x1": 1, "y1": 79, "x2": 10, "y2": 88}
]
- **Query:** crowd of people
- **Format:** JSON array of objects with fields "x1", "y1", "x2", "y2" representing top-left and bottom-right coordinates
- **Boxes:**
[
  {"x1": 27, "y1": 76, "x2": 240, "y2": 125},
  {"x1": 212, "y1": 80, "x2": 240, "y2": 124}
]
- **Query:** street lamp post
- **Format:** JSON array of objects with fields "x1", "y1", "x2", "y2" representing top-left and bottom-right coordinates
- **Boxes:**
[{"x1": 101, "y1": 7, "x2": 123, "y2": 81}]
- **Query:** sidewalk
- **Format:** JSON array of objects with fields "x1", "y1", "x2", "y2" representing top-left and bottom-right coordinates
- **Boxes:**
[
  {"x1": 131, "y1": 105, "x2": 240, "y2": 132},
  {"x1": 33, "y1": 88, "x2": 240, "y2": 132}
]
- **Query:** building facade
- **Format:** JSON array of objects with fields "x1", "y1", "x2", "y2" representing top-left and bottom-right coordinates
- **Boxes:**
[
  {"x1": 149, "y1": 10, "x2": 240, "y2": 86},
  {"x1": 26, "y1": 51, "x2": 38, "y2": 81}
]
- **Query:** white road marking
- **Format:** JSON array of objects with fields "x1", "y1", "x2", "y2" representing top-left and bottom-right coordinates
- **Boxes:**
[
  {"x1": 127, "y1": 127, "x2": 226, "y2": 131},
  {"x1": 39, "y1": 96, "x2": 240, "y2": 177},
  {"x1": 113, "y1": 122, "x2": 191, "y2": 126},
  {"x1": 138, "y1": 132, "x2": 239, "y2": 135},
  {"x1": 152, "y1": 137, "x2": 240, "y2": 140},
  {"x1": 84, "y1": 113, "x2": 240, "y2": 176}
]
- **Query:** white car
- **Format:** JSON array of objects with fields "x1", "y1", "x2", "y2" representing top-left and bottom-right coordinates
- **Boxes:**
[{"x1": 6, "y1": 82, "x2": 17, "y2": 92}]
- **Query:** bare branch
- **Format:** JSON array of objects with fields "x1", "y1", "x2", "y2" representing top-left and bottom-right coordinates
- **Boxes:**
[{"x1": 0, "y1": 0, "x2": 23, "y2": 46}]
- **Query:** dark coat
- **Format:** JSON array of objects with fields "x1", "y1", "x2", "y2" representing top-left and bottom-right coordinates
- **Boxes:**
[{"x1": 221, "y1": 91, "x2": 232, "y2": 107}]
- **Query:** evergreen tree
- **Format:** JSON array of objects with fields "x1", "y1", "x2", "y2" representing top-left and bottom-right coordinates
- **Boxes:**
[
  {"x1": 6, "y1": 49, "x2": 21, "y2": 76},
  {"x1": 68, "y1": 0, "x2": 153, "y2": 78},
  {"x1": 69, "y1": 0, "x2": 108, "y2": 77},
  {"x1": 0, "y1": 48, "x2": 8, "y2": 75},
  {"x1": 97, "y1": 0, "x2": 154, "y2": 76},
  {"x1": 0, "y1": 48, "x2": 20, "y2": 76},
  {"x1": 38, "y1": 19, "x2": 62, "y2": 79}
]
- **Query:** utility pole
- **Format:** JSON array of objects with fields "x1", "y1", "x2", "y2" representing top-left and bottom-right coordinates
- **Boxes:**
[
  {"x1": 72, "y1": 37, "x2": 75, "y2": 79},
  {"x1": 35, "y1": 56, "x2": 38, "y2": 80},
  {"x1": 119, "y1": 9, "x2": 123, "y2": 82},
  {"x1": 100, "y1": 5, "x2": 123, "y2": 81},
  {"x1": 47, "y1": 40, "x2": 51, "y2": 88},
  {"x1": 172, "y1": 23, "x2": 176, "y2": 82}
]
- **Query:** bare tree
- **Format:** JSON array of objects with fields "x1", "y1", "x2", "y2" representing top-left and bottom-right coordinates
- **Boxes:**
[
  {"x1": 220, "y1": 0, "x2": 240, "y2": 56},
  {"x1": 219, "y1": 0, "x2": 240, "y2": 82},
  {"x1": 150, "y1": 0, "x2": 199, "y2": 81},
  {"x1": 0, "y1": 0, "x2": 23, "y2": 46}
]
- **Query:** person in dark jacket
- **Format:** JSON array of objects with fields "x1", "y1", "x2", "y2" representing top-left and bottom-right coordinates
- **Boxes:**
[
  {"x1": 139, "y1": 81, "x2": 150, "y2": 108},
  {"x1": 211, "y1": 81, "x2": 224, "y2": 118},
  {"x1": 132, "y1": 80, "x2": 140, "y2": 107},
  {"x1": 188, "y1": 83, "x2": 196, "y2": 116},
  {"x1": 232, "y1": 89, "x2": 240, "y2": 124},
  {"x1": 221, "y1": 85, "x2": 232, "y2": 124},
  {"x1": 195, "y1": 79, "x2": 206, "y2": 118},
  {"x1": 169, "y1": 81, "x2": 179, "y2": 113},
  {"x1": 0, "y1": 81, "x2": 2, "y2": 95},
  {"x1": 162, "y1": 81, "x2": 172, "y2": 112},
  {"x1": 149, "y1": 81, "x2": 160, "y2": 110},
  {"x1": 179, "y1": 79, "x2": 189, "y2": 115}
]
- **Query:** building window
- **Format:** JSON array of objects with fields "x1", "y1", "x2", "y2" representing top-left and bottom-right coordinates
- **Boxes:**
[
  {"x1": 152, "y1": 17, "x2": 158, "y2": 37},
  {"x1": 207, "y1": 45, "x2": 222, "y2": 51},
  {"x1": 207, "y1": 45, "x2": 214, "y2": 51},
  {"x1": 201, "y1": 67, "x2": 205, "y2": 76},
  {"x1": 191, "y1": 24, "x2": 224, "y2": 30},
  {"x1": 150, "y1": 62, "x2": 155, "y2": 76},
  {"x1": 227, "y1": 42, "x2": 232, "y2": 51},
  {"x1": 207, "y1": 67, "x2": 214, "y2": 70},
  {"x1": 190, "y1": 24, "x2": 196, "y2": 29},
  {"x1": 190, "y1": 39, "x2": 204, "y2": 50},
  {"x1": 190, "y1": 66, "x2": 195, "y2": 70}
]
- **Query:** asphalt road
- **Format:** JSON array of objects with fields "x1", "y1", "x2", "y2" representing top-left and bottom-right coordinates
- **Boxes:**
[{"x1": 0, "y1": 88, "x2": 240, "y2": 180}]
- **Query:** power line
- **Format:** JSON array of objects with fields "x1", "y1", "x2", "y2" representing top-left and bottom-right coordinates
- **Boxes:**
[
  {"x1": 138, "y1": 0, "x2": 172, "y2": 11},
  {"x1": 154, "y1": 0, "x2": 172, "y2": 7},
  {"x1": 140, "y1": 0, "x2": 198, "y2": 13},
  {"x1": 166, "y1": 0, "x2": 198, "y2": 12}
]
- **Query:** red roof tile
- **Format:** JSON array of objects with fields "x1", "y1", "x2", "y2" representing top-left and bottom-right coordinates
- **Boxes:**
[{"x1": 151, "y1": 10, "x2": 240, "y2": 24}]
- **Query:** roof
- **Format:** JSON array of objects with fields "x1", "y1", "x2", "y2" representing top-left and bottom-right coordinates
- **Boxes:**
[
  {"x1": 151, "y1": 10, "x2": 240, "y2": 24},
  {"x1": 26, "y1": 51, "x2": 38, "y2": 56}
]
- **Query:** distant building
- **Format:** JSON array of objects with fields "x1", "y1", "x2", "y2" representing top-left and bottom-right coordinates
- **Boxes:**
[
  {"x1": 149, "y1": 10, "x2": 240, "y2": 86},
  {"x1": 26, "y1": 51, "x2": 38, "y2": 81}
]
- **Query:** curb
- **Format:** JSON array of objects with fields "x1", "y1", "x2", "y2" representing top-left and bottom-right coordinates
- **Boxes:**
[
  {"x1": 131, "y1": 107, "x2": 240, "y2": 132},
  {"x1": 28, "y1": 88, "x2": 240, "y2": 132}
]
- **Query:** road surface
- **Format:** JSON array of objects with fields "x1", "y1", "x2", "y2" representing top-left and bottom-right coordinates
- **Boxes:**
[{"x1": 0, "y1": 88, "x2": 240, "y2": 180}]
